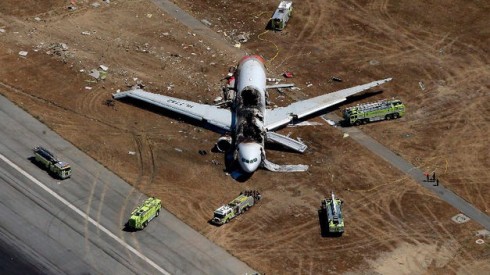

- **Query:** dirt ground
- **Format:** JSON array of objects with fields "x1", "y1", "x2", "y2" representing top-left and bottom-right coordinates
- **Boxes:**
[{"x1": 1, "y1": 0, "x2": 489, "y2": 274}]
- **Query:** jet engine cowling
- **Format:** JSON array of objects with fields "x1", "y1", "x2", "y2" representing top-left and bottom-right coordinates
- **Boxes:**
[{"x1": 215, "y1": 135, "x2": 232, "y2": 152}]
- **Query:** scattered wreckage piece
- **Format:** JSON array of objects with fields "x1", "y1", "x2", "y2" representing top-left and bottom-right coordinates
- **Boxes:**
[
  {"x1": 265, "y1": 83, "x2": 295, "y2": 89},
  {"x1": 266, "y1": 131, "x2": 307, "y2": 153},
  {"x1": 262, "y1": 159, "x2": 308, "y2": 172}
]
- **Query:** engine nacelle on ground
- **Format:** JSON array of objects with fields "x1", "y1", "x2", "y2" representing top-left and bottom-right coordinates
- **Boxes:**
[{"x1": 216, "y1": 135, "x2": 232, "y2": 152}]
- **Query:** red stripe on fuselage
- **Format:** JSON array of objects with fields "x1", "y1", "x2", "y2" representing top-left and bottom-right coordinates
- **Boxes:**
[{"x1": 239, "y1": 55, "x2": 265, "y2": 66}]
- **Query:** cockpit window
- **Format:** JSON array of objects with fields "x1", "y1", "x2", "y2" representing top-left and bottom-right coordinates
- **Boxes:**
[{"x1": 242, "y1": 157, "x2": 258, "y2": 164}]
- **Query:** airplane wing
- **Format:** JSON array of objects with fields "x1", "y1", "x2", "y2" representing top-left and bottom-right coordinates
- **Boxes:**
[
  {"x1": 113, "y1": 89, "x2": 233, "y2": 131},
  {"x1": 264, "y1": 78, "x2": 392, "y2": 130}
]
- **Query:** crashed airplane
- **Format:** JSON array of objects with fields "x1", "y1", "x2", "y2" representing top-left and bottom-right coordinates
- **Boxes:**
[{"x1": 113, "y1": 55, "x2": 392, "y2": 174}]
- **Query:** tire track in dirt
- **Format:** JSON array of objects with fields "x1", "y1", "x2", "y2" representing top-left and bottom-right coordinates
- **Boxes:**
[
  {"x1": 419, "y1": 204, "x2": 476, "y2": 270},
  {"x1": 0, "y1": 81, "x2": 128, "y2": 134},
  {"x1": 278, "y1": 0, "x2": 320, "y2": 66},
  {"x1": 132, "y1": 133, "x2": 157, "y2": 188}
]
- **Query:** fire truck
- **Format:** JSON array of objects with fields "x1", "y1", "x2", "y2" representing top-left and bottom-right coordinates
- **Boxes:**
[
  {"x1": 127, "y1": 197, "x2": 162, "y2": 230},
  {"x1": 321, "y1": 192, "x2": 344, "y2": 235},
  {"x1": 211, "y1": 191, "x2": 261, "y2": 225},
  {"x1": 32, "y1": 146, "x2": 72, "y2": 179},
  {"x1": 343, "y1": 99, "x2": 405, "y2": 126},
  {"x1": 269, "y1": 1, "x2": 293, "y2": 31}
]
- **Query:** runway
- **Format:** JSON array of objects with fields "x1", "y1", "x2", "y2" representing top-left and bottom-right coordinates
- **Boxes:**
[{"x1": 0, "y1": 94, "x2": 255, "y2": 274}]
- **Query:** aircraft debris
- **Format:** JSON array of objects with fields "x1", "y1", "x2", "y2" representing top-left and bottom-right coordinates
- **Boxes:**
[
  {"x1": 324, "y1": 119, "x2": 336, "y2": 126},
  {"x1": 332, "y1": 77, "x2": 343, "y2": 82},
  {"x1": 85, "y1": 86, "x2": 92, "y2": 90},
  {"x1": 34, "y1": 17, "x2": 42, "y2": 22},
  {"x1": 99, "y1": 65, "x2": 109, "y2": 71},
  {"x1": 68, "y1": 6, "x2": 77, "y2": 11},
  {"x1": 236, "y1": 32, "x2": 250, "y2": 43},
  {"x1": 288, "y1": 121, "x2": 323, "y2": 127},
  {"x1": 88, "y1": 68, "x2": 107, "y2": 80},
  {"x1": 146, "y1": 14, "x2": 153, "y2": 18},
  {"x1": 201, "y1": 19, "x2": 212, "y2": 27},
  {"x1": 419, "y1": 81, "x2": 425, "y2": 91},
  {"x1": 175, "y1": 148, "x2": 183, "y2": 152},
  {"x1": 234, "y1": 43, "x2": 241, "y2": 48},
  {"x1": 104, "y1": 99, "x2": 115, "y2": 107},
  {"x1": 0, "y1": 28, "x2": 5, "y2": 33},
  {"x1": 128, "y1": 151, "x2": 136, "y2": 155},
  {"x1": 91, "y1": 2, "x2": 101, "y2": 8},
  {"x1": 262, "y1": 159, "x2": 308, "y2": 172},
  {"x1": 343, "y1": 133, "x2": 349, "y2": 138},
  {"x1": 46, "y1": 43, "x2": 70, "y2": 58},
  {"x1": 266, "y1": 83, "x2": 294, "y2": 89},
  {"x1": 81, "y1": 31, "x2": 91, "y2": 35},
  {"x1": 369, "y1": 60, "x2": 380, "y2": 65},
  {"x1": 198, "y1": 150, "x2": 207, "y2": 156},
  {"x1": 18, "y1": 51, "x2": 28, "y2": 57},
  {"x1": 283, "y1": 71, "x2": 293, "y2": 78},
  {"x1": 89, "y1": 69, "x2": 100, "y2": 79}
]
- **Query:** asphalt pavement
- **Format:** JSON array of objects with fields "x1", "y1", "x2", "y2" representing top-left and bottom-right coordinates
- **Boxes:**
[{"x1": 0, "y1": 93, "x2": 255, "y2": 274}]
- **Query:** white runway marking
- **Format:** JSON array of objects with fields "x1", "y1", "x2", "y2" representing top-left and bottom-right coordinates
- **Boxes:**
[{"x1": 0, "y1": 153, "x2": 170, "y2": 275}]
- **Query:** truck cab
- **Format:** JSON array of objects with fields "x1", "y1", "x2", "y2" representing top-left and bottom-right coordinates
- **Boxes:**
[{"x1": 212, "y1": 205, "x2": 234, "y2": 225}]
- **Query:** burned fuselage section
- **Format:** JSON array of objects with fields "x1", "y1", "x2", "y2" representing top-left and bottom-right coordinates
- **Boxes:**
[
  {"x1": 233, "y1": 86, "x2": 266, "y2": 173},
  {"x1": 235, "y1": 87, "x2": 266, "y2": 146}
]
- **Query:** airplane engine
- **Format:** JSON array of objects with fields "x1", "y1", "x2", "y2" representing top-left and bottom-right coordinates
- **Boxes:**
[{"x1": 216, "y1": 135, "x2": 232, "y2": 152}]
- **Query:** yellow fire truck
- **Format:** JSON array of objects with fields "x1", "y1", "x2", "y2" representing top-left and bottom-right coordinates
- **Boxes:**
[
  {"x1": 127, "y1": 197, "x2": 162, "y2": 230},
  {"x1": 211, "y1": 190, "x2": 261, "y2": 225}
]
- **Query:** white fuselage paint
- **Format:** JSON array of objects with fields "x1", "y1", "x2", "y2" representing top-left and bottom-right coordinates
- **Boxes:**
[{"x1": 234, "y1": 56, "x2": 267, "y2": 173}]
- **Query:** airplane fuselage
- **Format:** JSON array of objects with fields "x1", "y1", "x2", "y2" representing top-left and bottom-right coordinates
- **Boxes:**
[{"x1": 233, "y1": 55, "x2": 267, "y2": 173}]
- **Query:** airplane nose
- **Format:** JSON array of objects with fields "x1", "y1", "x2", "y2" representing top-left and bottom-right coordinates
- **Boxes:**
[
  {"x1": 240, "y1": 158, "x2": 261, "y2": 174},
  {"x1": 237, "y1": 143, "x2": 262, "y2": 174}
]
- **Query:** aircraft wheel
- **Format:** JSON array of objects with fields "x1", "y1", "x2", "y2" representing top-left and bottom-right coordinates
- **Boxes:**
[
  {"x1": 386, "y1": 115, "x2": 391, "y2": 120},
  {"x1": 143, "y1": 221, "x2": 148, "y2": 228},
  {"x1": 393, "y1": 113, "x2": 399, "y2": 119},
  {"x1": 156, "y1": 210, "x2": 160, "y2": 217},
  {"x1": 354, "y1": 121, "x2": 361, "y2": 126}
]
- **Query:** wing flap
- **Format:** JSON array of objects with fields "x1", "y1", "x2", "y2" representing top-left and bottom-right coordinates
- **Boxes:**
[
  {"x1": 113, "y1": 89, "x2": 233, "y2": 131},
  {"x1": 266, "y1": 132, "x2": 308, "y2": 153}
]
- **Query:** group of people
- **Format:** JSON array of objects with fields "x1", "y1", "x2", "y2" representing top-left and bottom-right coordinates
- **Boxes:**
[{"x1": 424, "y1": 171, "x2": 439, "y2": 186}]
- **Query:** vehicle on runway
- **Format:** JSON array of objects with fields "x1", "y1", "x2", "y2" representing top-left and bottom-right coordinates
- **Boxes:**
[
  {"x1": 113, "y1": 55, "x2": 392, "y2": 175},
  {"x1": 32, "y1": 146, "x2": 72, "y2": 179},
  {"x1": 127, "y1": 197, "x2": 162, "y2": 230}
]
